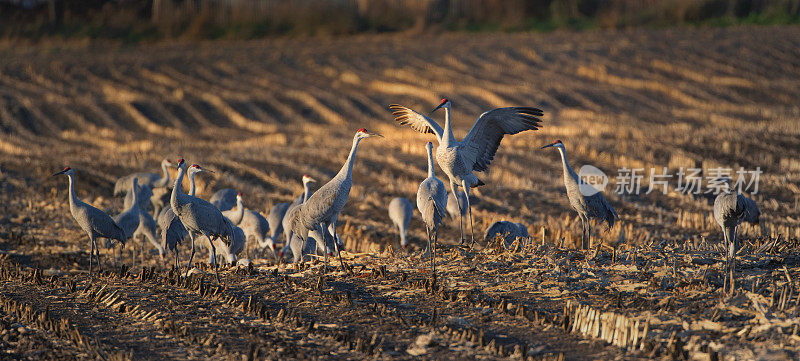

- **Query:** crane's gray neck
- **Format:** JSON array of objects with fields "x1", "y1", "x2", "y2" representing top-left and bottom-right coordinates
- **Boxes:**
[
  {"x1": 188, "y1": 171, "x2": 197, "y2": 197},
  {"x1": 426, "y1": 146, "x2": 435, "y2": 178},
  {"x1": 161, "y1": 161, "x2": 170, "y2": 183},
  {"x1": 442, "y1": 106, "x2": 456, "y2": 146},
  {"x1": 557, "y1": 147, "x2": 579, "y2": 182},
  {"x1": 172, "y1": 166, "x2": 186, "y2": 211},
  {"x1": 337, "y1": 135, "x2": 362, "y2": 180},
  {"x1": 67, "y1": 173, "x2": 78, "y2": 208},
  {"x1": 302, "y1": 182, "x2": 311, "y2": 203}
]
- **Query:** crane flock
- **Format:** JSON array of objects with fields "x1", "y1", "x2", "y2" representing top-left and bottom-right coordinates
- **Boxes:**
[{"x1": 51, "y1": 98, "x2": 762, "y2": 284}]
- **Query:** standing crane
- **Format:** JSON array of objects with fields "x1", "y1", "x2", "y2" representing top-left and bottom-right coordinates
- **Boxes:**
[
  {"x1": 541, "y1": 140, "x2": 618, "y2": 249},
  {"x1": 222, "y1": 192, "x2": 244, "y2": 224},
  {"x1": 390, "y1": 99, "x2": 543, "y2": 244},
  {"x1": 114, "y1": 159, "x2": 174, "y2": 196},
  {"x1": 114, "y1": 178, "x2": 144, "y2": 260},
  {"x1": 291, "y1": 128, "x2": 382, "y2": 272},
  {"x1": 170, "y1": 159, "x2": 234, "y2": 282},
  {"x1": 388, "y1": 197, "x2": 413, "y2": 249},
  {"x1": 282, "y1": 175, "x2": 317, "y2": 248},
  {"x1": 53, "y1": 167, "x2": 126, "y2": 275},
  {"x1": 123, "y1": 181, "x2": 152, "y2": 212},
  {"x1": 417, "y1": 142, "x2": 448, "y2": 276},
  {"x1": 158, "y1": 163, "x2": 204, "y2": 268}
]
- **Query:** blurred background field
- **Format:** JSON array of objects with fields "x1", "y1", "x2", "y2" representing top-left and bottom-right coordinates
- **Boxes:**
[{"x1": 2, "y1": 0, "x2": 800, "y2": 42}]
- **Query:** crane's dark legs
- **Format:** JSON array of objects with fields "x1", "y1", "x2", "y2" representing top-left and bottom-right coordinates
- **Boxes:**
[
  {"x1": 432, "y1": 228, "x2": 438, "y2": 280},
  {"x1": 174, "y1": 247, "x2": 179, "y2": 270},
  {"x1": 95, "y1": 241, "x2": 102, "y2": 272},
  {"x1": 186, "y1": 232, "x2": 196, "y2": 276},
  {"x1": 319, "y1": 223, "x2": 329, "y2": 274},
  {"x1": 450, "y1": 182, "x2": 465, "y2": 244},
  {"x1": 462, "y1": 180, "x2": 475, "y2": 246},
  {"x1": 205, "y1": 233, "x2": 220, "y2": 284},
  {"x1": 329, "y1": 222, "x2": 347, "y2": 273},
  {"x1": 89, "y1": 236, "x2": 95, "y2": 276}
]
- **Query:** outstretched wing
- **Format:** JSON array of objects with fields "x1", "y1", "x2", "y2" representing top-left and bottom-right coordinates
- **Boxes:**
[
  {"x1": 388, "y1": 104, "x2": 444, "y2": 141},
  {"x1": 460, "y1": 107, "x2": 543, "y2": 172}
]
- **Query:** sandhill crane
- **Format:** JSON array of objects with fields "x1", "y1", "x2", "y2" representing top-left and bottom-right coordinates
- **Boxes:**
[
  {"x1": 447, "y1": 190, "x2": 467, "y2": 221},
  {"x1": 114, "y1": 159, "x2": 173, "y2": 196},
  {"x1": 118, "y1": 178, "x2": 164, "y2": 262},
  {"x1": 714, "y1": 192, "x2": 760, "y2": 260},
  {"x1": 266, "y1": 202, "x2": 290, "y2": 249},
  {"x1": 291, "y1": 175, "x2": 317, "y2": 207},
  {"x1": 53, "y1": 167, "x2": 126, "y2": 275},
  {"x1": 484, "y1": 221, "x2": 529, "y2": 247},
  {"x1": 158, "y1": 163, "x2": 204, "y2": 268},
  {"x1": 541, "y1": 140, "x2": 618, "y2": 249},
  {"x1": 292, "y1": 128, "x2": 382, "y2": 272},
  {"x1": 123, "y1": 181, "x2": 153, "y2": 211},
  {"x1": 282, "y1": 175, "x2": 317, "y2": 248},
  {"x1": 210, "y1": 188, "x2": 238, "y2": 211},
  {"x1": 114, "y1": 178, "x2": 144, "y2": 244},
  {"x1": 390, "y1": 99, "x2": 543, "y2": 244},
  {"x1": 222, "y1": 192, "x2": 244, "y2": 224},
  {"x1": 202, "y1": 221, "x2": 245, "y2": 265},
  {"x1": 171, "y1": 159, "x2": 234, "y2": 282},
  {"x1": 389, "y1": 197, "x2": 413, "y2": 248},
  {"x1": 417, "y1": 141, "x2": 448, "y2": 275},
  {"x1": 240, "y1": 209, "x2": 272, "y2": 256}
]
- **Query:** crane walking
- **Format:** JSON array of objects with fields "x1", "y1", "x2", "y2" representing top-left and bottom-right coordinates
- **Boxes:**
[
  {"x1": 170, "y1": 159, "x2": 234, "y2": 282},
  {"x1": 291, "y1": 128, "x2": 382, "y2": 272},
  {"x1": 417, "y1": 142, "x2": 448, "y2": 276},
  {"x1": 158, "y1": 163, "x2": 204, "y2": 268},
  {"x1": 389, "y1": 197, "x2": 413, "y2": 249},
  {"x1": 53, "y1": 167, "x2": 126, "y2": 275},
  {"x1": 390, "y1": 99, "x2": 543, "y2": 244},
  {"x1": 541, "y1": 140, "x2": 618, "y2": 249}
]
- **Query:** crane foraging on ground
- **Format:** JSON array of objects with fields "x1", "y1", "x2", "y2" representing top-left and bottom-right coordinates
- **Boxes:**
[
  {"x1": 417, "y1": 141, "x2": 448, "y2": 276},
  {"x1": 290, "y1": 128, "x2": 382, "y2": 272},
  {"x1": 239, "y1": 209, "x2": 271, "y2": 257},
  {"x1": 158, "y1": 163, "x2": 204, "y2": 268},
  {"x1": 484, "y1": 221, "x2": 529, "y2": 247},
  {"x1": 541, "y1": 140, "x2": 618, "y2": 249},
  {"x1": 266, "y1": 202, "x2": 290, "y2": 251},
  {"x1": 714, "y1": 191, "x2": 761, "y2": 261},
  {"x1": 389, "y1": 99, "x2": 543, "y2": 245},
  {"x1": 170, "y1": 159, "x2": 234, "y2": 282},
  {"x1": 389, "y1": 197, "x2": 413, "y2": 249},
  {"x1": 53, "y1": 167, "x2": 126, "y2": 275}
]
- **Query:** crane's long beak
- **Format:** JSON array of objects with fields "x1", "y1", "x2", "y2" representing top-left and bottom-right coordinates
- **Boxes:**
[
  {"x1": 308, "y1": 177, "x2": 317, "y2": 183},
  {"x1": 540, "y1": 143, "x2": 555, "y2": 149},
  {"x1": 431, "y1": 103, "x2": 445, "y2": 114},
  {"x1": 52, "y1": 169, "x2": 67, "y2": 176},
  {"x1": 368, "y1": 132, "x2": 384, "y2": 138}
]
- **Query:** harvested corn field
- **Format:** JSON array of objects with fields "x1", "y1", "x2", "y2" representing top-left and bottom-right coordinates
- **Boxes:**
[{"x1": 1, "y1": 25, "x2": 800, "y2": 360}]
